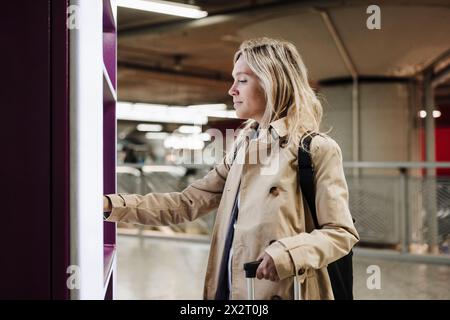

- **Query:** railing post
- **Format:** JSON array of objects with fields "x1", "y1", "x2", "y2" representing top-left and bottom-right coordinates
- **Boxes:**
[
  {"x1": 138, "y1": 168, "x2": 145, "y2": 239},
  {"x1": 425, "y1": 175, "x2": 439, "y2": 254},
  {"x1": 423, "y1": 70, "x2": 440, "y2": 254},
  {"x1": 399, "y1": 167, "x2": 409, "y2": 253}
]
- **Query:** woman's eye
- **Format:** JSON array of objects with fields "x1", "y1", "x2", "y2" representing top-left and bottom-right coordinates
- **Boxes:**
[{"x1": 238, "y1": 80, "x2": 247, "y2": 83}]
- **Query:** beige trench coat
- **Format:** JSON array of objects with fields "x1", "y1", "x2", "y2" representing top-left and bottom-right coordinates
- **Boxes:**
[{"x1": 105, "y1": 116, "x2": 359, "y2": 300}]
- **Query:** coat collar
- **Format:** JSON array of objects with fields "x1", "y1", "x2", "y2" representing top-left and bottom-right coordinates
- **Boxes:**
[
  {"x1": 269, "y1": 116, "x2": 288, "y2": 140},
  {"x1": 245, "y1": 116, "x2": 288, "y2": 141}
]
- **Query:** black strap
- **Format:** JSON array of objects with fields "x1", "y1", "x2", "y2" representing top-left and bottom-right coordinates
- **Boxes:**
[
  {"x1": 297, "y1": 133, "x2": 355, "y2": 300},
  {"x1": 297, "y1": 133, "x2": 320, "y2": 229}
]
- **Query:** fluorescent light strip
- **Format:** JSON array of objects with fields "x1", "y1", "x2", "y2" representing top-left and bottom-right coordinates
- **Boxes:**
[
  {"x1": 117, "y1": 102, "x2": 237, "y2": 123},
  {"x1": 178, "y1": 125, "x2": 202, "y2": 134},
  {"x1": 206, "y1": 110, "x2": 237, "y2": 119},
  {"x1": 117, "y1": 102, "x2": 208, "y2": 124},
  {"x1": 117, "y1": 0, "x2": 208, "y2": 19},
  {"x1": 137, "y1": 123, "x2": 163, "y2": 132},
  {"x1": 187, "y1": 104, "x2": 227, "y2": 111}
]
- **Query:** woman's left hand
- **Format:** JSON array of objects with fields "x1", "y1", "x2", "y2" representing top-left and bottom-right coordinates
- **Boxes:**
[{"x1": 255, "y1": 252, "x2": 280, "y2": 282}]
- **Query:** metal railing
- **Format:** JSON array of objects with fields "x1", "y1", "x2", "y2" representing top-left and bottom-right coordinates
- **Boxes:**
[
  {"x1": 116, "y1": 162, "x2": 450, "y2": 260},
  {"x1": 344, "y1": 162, "x2": 450, "y2": 259},
  {"x1": 116, "y1": 164, "x2": 215, "y2": 237}
]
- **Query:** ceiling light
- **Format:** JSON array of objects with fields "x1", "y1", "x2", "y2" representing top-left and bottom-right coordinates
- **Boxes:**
[
  {"x1": 205, "y1": 110, "x2": 237, "y2": 119},
  {"x1": 178, "y1": 125, "x2": 202, "y2": 134},
  {"x1": 187, "y1": 104, "x2": 227, "y2": 111},
  {"x1": 117, "y1": 102, "x2": 208, "y2": 124},
  {"x1": 137, "y1": 124, "x2": 163, "y2": 132},
  {"x1": 419, "y1": 110, "x2": 442, "y2": 118},
  {"x1": 432, "y1": 110, "x2": 441, "y2": 118},
  {"x1": 117, "y1": 102, "x2": 236, "y2": 123},
  {"x1": 117, "y1": 0, "x2": 208, "y2": 19}
]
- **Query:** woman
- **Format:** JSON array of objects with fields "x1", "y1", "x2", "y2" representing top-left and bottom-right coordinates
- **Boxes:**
[{"x1": 103, "y1": 37, "x2": 359, "y2": 300}]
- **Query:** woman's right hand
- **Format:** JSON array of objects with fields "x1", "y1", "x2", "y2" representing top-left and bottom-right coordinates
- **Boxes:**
[{"x1": 103, "y1": 195, "x2": 112, "y2": 213}]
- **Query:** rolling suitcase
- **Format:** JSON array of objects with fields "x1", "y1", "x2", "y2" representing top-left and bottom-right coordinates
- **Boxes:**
[{"x1": 243, "y1": 260, "x2": 302, "y2": 300}]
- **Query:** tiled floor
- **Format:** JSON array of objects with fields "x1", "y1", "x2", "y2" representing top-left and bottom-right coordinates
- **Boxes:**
[{"x1": 115, "y1": 235, "x2": 450, "y2": 300}]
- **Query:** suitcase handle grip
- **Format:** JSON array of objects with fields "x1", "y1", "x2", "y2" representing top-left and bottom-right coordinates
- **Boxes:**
[{"x1": 243, "y1": 260, "x2": 262, "y2": 278}]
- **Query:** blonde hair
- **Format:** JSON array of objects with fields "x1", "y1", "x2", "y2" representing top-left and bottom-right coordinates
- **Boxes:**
[{"x1": 232, "y1": 37, "x2": 328, "y2": 150}]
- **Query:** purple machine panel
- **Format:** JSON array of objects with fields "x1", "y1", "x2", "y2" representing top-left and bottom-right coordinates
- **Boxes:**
[{"x1": 0, "y1": 0, "x2": 117, "y2": 299}]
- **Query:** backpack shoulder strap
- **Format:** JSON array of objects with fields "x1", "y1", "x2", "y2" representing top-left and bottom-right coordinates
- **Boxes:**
[
  {"x1": 299, "y1": 134, "x2": 356, "y2": 300},
  {"x1": 298, "y1": 133, "x2": 320, "y2": 229}
]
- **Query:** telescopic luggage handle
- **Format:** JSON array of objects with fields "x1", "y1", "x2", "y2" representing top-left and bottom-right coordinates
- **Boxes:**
[
  {"x1": 243, "y1": 260, "x2": 262, "y2": 300},
  {"x1": 243, "y1": 260, "x2": 301, "y2": 300}
]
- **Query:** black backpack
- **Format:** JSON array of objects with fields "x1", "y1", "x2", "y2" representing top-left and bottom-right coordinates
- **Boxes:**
[{"x1": 297, "y1": 133, "x2": 354, "y2": 300}]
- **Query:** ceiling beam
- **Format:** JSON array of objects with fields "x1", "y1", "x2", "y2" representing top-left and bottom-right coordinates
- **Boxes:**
[
  {"x1": 118, "y1": 0, "x2": 338, "y2": 38},
  {"x1": 118, "y1": 0, "x2": 446, "y2": 39}
]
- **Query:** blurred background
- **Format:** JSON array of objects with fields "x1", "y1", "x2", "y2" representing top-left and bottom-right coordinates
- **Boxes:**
[{"x1": 111, "y1": 0, "x2": 450, "y2": 299}]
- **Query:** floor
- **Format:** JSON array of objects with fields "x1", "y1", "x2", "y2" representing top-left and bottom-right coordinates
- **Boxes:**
[{"x1": 115, "y1": 234, "x2": 450, "y2": 300}]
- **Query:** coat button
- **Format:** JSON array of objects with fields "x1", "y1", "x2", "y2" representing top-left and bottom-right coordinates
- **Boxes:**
[
  {"x1": 269, "y1": 186, "x2": 279, "y2": 196},
  {"x1": 298, "y1": 268, "x2": 306, "y2": 275},
  {"x1": 279, "y1": 137, "x2": 287, "y2": 148},
  {"x1": 271, "y1": 295, "x2": 282, "y2": 300}
]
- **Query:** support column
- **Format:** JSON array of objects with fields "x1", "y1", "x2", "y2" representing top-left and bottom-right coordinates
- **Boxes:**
[{"x1": 423, "y1": 70, "x2": 439, "y2": 254}]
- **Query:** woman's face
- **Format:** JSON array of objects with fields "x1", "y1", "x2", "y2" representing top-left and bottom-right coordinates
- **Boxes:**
[{"x1": 228, "y1": 56, "x2": 266, "y2": 123}]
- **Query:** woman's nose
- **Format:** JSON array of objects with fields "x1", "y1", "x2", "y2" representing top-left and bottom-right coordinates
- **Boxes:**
[{"x1": 228, "y1": 83, "x2": 238, "y2": 96}]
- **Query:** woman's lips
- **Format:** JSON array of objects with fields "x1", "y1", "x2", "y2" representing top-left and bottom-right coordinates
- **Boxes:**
[{"x1": 233, "y1": 102, "x2": 242, "y2": 107}]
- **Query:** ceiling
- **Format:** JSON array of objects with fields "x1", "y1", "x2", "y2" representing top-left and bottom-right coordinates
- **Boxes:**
[{"x1": 116, "y1": 0, "x2": 450, "y2": 107}]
